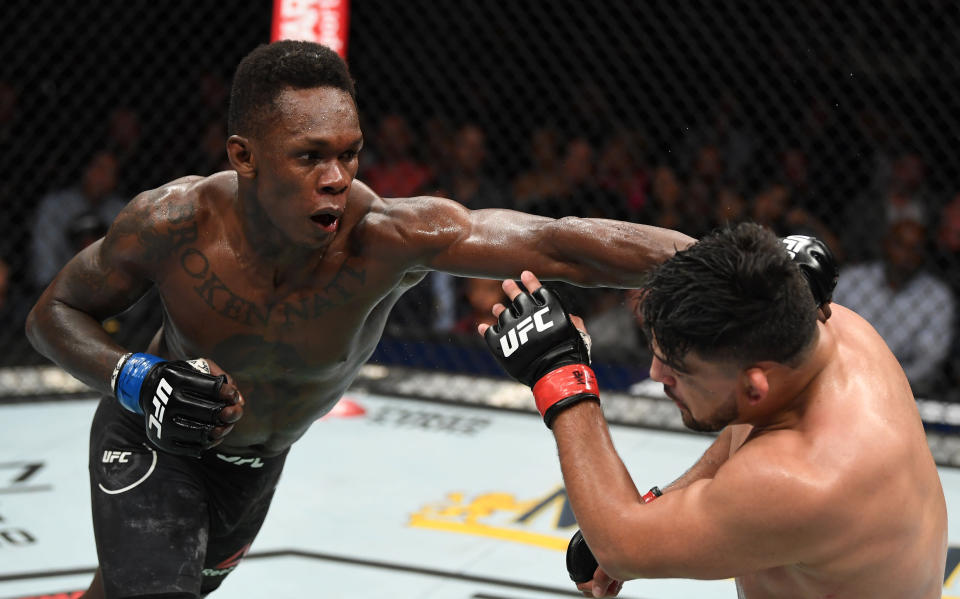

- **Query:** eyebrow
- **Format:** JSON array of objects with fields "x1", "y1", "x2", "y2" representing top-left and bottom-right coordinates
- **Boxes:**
[
  {"x1": 652, "y1": 349, "x2": 691, "y2": 375},
  {"x1": 299, "y1": 135, "x2": 364, "y2": 147}
]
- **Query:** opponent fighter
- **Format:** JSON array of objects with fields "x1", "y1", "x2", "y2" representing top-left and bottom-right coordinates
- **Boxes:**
[
  {"x1": 481, "y1": 224, "x2": 947, "y2": 598},
  {"x1": 25, "y1": 40, "x2": 695, "y2": 598}
]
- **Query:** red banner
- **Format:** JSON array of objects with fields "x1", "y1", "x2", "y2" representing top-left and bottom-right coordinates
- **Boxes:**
[{"x1": 271, "y1": 0, "x2": 350, "y2": 58}]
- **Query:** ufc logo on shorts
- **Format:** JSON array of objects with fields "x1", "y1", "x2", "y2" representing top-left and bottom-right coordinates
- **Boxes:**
[
  {"x1": 101, "y1": 450, "x2": 132, "y2": 463},
  {"x1": 216, "y1": 454, "x2": 265, "y2": 468},
  {"x1": 148, "y1": 378, "x2": 173, "y2": 439},
  {"x1": 500, "y1": 306, "x2": 554, "y2": 357}
]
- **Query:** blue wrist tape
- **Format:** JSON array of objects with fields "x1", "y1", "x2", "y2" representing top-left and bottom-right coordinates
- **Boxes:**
[{"x1": 115, "y1": 353, "x2": 164, "y2": 414}]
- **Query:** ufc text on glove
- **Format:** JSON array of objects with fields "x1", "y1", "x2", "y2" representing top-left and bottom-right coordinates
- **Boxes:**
[{"x1": 482, "y1": 285, "x2": 599, "y2": 428}]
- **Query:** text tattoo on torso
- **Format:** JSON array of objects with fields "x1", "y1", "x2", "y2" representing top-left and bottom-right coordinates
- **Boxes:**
[{"x1": 141, "y1": 212, "x2": 368, "y2": 327}]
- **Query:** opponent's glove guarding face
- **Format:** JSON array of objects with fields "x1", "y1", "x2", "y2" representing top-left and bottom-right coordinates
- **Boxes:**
[
  {"x1": 482, "y1": 284, "x2": 598, "y2": 428},
  {"x1": 113, "y1": 353, "x2": 232, "y2": 458},
  {"x1": 780, "y1": 234, "x2": 839, "y2": 308}
]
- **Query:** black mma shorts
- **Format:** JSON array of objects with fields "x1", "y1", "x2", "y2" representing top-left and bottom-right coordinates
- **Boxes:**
[{"x1": 88, "y1": 396, "x2": 288, "y2": 597}]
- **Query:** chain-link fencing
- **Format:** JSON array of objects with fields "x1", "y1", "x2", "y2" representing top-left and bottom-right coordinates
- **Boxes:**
[{"x1": 2, "y1": 1, "x2": 958, "y2": 402}]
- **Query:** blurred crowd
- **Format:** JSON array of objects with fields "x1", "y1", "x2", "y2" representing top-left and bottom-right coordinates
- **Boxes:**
[{"x1": 0, "y1": 75, "x2": 957, "y2": 400}]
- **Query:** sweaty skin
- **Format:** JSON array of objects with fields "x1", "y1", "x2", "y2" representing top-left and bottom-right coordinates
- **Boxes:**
[
  {"x1": 25, "y1": 86, "x2": 693, "y2": 457},
  {"x1": 480, "y1": 272, "x2": 947, "y2": 598},
  {"x1": 497, "y1": 272, "x2": 947, "y2": 599}
]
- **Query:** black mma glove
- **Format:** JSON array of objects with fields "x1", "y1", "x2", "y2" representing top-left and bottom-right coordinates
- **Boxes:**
[
  {"x1": 482, "y1": 285, "x2": 598, "y2": 428},
  {"x1": 567, "y1": 529, "x2": 599, "y2": 584},
  {"x1": 566, "y1": 487, "x2": 662, "y2": 583},
  {"x1": 112, "y1": 353, "x2": 230, "y2": 458},
  {"x1": 780, "y1": 234, "x2": 839, "y2": 308}
]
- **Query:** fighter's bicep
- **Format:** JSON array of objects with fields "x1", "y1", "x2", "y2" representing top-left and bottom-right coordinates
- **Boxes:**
[
  {"x1": 421, "y1": 207, "x2": 563, "y2": 277},
  {"x1": 630, "y1": 462, "x2": 826, "y2": 579},
  {"x1": 47, "y1": 239, "x2": 154, "y2": 320}
]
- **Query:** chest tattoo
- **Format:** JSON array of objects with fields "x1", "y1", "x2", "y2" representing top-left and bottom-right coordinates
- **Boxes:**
[{"x1": 177, "y1": 247, "x2": 368, "y2": 326}]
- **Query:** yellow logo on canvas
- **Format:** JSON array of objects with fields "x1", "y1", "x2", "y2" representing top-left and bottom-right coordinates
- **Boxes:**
[{"x1": 409, "y1": 487, "x2": 577, "y2": 551}]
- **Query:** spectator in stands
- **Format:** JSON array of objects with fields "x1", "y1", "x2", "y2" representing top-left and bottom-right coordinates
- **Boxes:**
[
  {"x1": 363, "y1": 113, "x2": 432, "y2": 197},
  {"x1": 422, "y1": 114, "x2": 456, "y2": 178},
  {"x1": 30, "y1": 149, "x2": 126, "y2": 289},
  {"x1": 938, "y1": 193, "x2": 960, "y2": 253},
  {"x1": 644, "y1": 165, "x2": 687, "y2": 232},
  {"x1": 430, "y1": 123, "x2": 507, "y2": 210},
  {"x1": 196, "y1": 71, "x2": 230, "y2": 123},
  {"x1": 104, "y1": 106, "x2": 151, "y2": 195},
  {"x1": 712, "y1": 185, "x2": 747, "y2": 228},
  {"x1": 582, "y1": 288, "x2": 646, "y2": 363},
  {"x1": 0, "y1": 81, "x2": 18, "y2": 159},
  {"x1": 513, "y1": 126, "x2": 565, "y2": 211},
  {"x1": 684, "y1": 143, "x2": 726, "y2": 237},
  {"x1": 427, "y1": 122, "x2": 508, "y2": 332},
  {"x1": 842, "y1": 149, "x2": 933, "y2": 262},
  {"x1": 680, "y1": 90, "x2": 756, "y2": 182},
  {"x1": 596, "y1": 131, "x2": 648, "y2": 221},
  {"x1": 936, "y1": 193, "x2": 960, "y2": 401},
  {"x1": 527, "y1": 137, "x2": 622, "y2": 220},
  {"x1": 0, "y1": 254, "x2": 43, "y2": 365},
  {"x1": 833, "y1": 218, "x2": 955, "y2": 396},
  {"x1": 750, "y1": 182, "x2": 842, "y2": 260},
  {"x1": 185, "y1": 119, "x2": 231, "y2": 176},
  {"x1": 777, "y1": 147, "x2": 824, "y2": 216},
  {"x1": 452, "y1": 277, "x2": 507, "y2": 335}
]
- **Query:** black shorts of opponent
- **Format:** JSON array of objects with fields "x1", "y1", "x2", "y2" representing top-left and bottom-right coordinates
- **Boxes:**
[{"x1": 89, "y1": 396, "x2": 288, "y2": 598}]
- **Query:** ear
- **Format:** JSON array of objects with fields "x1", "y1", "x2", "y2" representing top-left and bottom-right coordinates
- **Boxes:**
[
  {"x1": 739, "y1": 367, "x2": 770, "y2": 406},
  {"x1": 227, "y1": 135, "x2": 256, "y2": 179}
]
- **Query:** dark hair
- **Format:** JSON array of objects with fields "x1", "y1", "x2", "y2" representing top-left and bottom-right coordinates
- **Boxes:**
[
  {"x1": 640, "y1": 222, "x2": 817, "y2": 371},
  {"x1": 228, "y1": 40, "x2": 357, "y2": 137}
]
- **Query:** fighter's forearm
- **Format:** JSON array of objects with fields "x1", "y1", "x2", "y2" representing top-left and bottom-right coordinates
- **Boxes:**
[
  {"x1": 25, "y1": 298, "x2": 129, "y2": 396},
  {"x1": 546, "y1": 217, "x2": 695, "y2": 287},
  {"x1": 550, "y1": 401, "x2": 646, "y2": 575}
]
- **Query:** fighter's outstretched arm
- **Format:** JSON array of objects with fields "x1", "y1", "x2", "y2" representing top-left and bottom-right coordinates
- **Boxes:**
[{"x1": 372, "y1": 192, "x2": 695, "y2": 286}]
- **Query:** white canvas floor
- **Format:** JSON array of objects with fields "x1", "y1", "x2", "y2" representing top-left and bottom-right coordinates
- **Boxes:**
[{"x1": 2, "y1": 393, "x2": 959, "y2": 598}]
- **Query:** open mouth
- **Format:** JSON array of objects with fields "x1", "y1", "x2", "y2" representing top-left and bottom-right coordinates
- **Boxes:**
[{"x1": 310, "y1": 212, "x2": 340, "y2": 231}]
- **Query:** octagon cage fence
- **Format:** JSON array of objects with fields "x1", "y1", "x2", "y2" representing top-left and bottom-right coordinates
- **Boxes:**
[{"x1": 2, "y1": 1, "x2": 960, "y2": 462}]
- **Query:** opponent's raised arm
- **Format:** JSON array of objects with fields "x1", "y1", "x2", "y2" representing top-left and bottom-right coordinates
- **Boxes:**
[{"x1": 479, "y1": 270, "x2": 834, "y2": 592}]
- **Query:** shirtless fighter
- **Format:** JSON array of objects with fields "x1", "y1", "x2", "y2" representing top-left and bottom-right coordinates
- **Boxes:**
[
  {"x1": 480, "y1": 224, "x2": 947, "y2": 598},
  {"x1": 24, "y1": 40, "x2": 694, "y2": 598}
]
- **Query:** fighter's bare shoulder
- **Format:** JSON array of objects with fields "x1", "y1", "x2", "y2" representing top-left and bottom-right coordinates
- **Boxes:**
[
  {"x1": 102, "y1": 171, "x2": 234, "y2": 270},
  {"x1": 708, "y1": 430, "x2": 847, "y2": 533},
  {"x1": 348, "y1": 180, "x2": 470, "y2": 260}
]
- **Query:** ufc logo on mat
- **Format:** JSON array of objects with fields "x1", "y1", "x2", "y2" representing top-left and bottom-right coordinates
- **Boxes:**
[
  {"x1": 500, "y1": 307, "x2": 554, "y2": 357},
  {"x1": 148, "y1": 378, "x2": 173, "y2": 438}
]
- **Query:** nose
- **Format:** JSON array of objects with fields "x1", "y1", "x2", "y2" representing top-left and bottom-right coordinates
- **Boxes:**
[
  {"x1": 649, "y1": 355, "x2": 677, "y2": 387},
  {"x1": 317, "y1": 159, "x2": 349, "y2": 194}
]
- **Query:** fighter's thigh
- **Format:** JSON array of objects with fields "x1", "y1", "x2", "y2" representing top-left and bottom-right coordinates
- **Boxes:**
[
  {"x1": 199, "y1": 453, "x2": 288, "y2": 594},
  {"x1": 88, "y1": 398, "x2": 210, "y2": 597}
]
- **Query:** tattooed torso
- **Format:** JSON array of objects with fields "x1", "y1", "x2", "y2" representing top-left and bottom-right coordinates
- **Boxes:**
[{"x1": 115, "y1": 173, "x2": 426, "y2": 455}]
